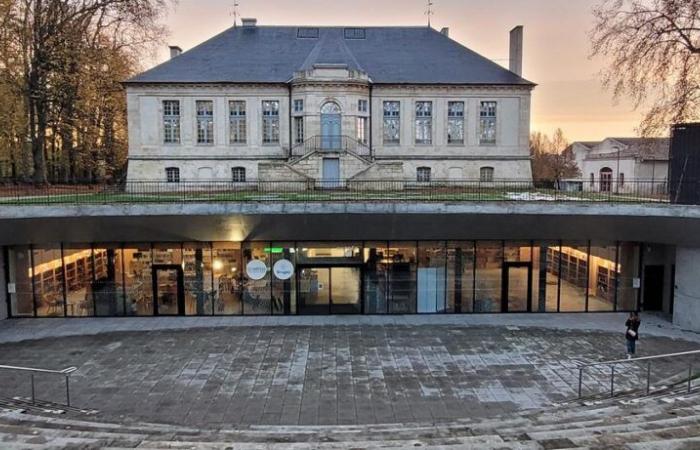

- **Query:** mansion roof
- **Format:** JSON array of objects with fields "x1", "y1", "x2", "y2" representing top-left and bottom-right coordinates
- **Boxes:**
[
  {"x1": 573, "y1": 138, "x2": 670, "y2": 162},
  {"x1": 126, "y1": 25, "x2": 534, "y2": 86}
]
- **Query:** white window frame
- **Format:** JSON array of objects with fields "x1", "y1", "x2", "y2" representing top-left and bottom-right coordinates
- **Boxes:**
[
  {"x1": 262, "y1": 100, "x2": 280, "y2": 144},
  {"x1": 293, "y1": 99, "x2": 304, "y2": 113},
  {"x1": 356, "y1": 116, "x2": 368, "y2": 145},
  {"x1": 196, "y1": 100, "x2": 214, "y2": 145},
  {"x1": 417, "y1": 167, "x2": 431, "y2": 183},
  {"x1": 447, "y1": 101, "x2": 465, "y2": 145},
  {"x1": 228, "y1": 100, "x2": 247, "y2": 145},
  {"x1": 162, "y1": 100, "x2": 181, "y2": 144},
  {"x1": 358, "y1": 99, "x2": 368, "y2": 113},
  {"x1": 232, "y1": 167, "x2": 246, "y2": 183},
  {"x1": 479, "y1": 101, "x2": 497, "y2": 145},
  {"x1": 415, "y1": 101, "x2": 433, "y2": 145},
  {"x1": 165, "y1": 167, "x2": 180, "y2": 183},
  {"x1": 294, "y1": 116, "x2": 305, "y2": 144},
  {"x1": 383, "y1": 101, "x2": 400, "y2": 145}
]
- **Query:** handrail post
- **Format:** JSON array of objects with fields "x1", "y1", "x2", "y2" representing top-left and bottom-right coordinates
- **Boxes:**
[
  {"x1": 646, "y1": 361, "x2": 651, "y2": 395},
  {"x1": 65, "y1": 375, "x2": 71, "y2": 407},
  {"x1": 578, "y1": 367, "x2": 583, "y2": 399},
  {"x1": 30, "y1": 374, "x2": 35, "y2": 404},
  {"x1": 689, "y1": 364, "x2": 693, "y2": 394},
  {"x1": 610, "y1": 365, "x2": 615, "y2": 398}
]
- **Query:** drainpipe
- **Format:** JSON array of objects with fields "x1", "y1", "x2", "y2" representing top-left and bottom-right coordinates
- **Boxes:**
[
  {"x1": 288, "y1": 84, "x2": 293, "y2": 158},
  {"x1": 369, "y1": 84, "x2": 373, "y2": 158}
]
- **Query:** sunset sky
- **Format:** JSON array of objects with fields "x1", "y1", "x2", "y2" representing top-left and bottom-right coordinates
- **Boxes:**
[{"x1": 152, "y1": 0, "x2": 644, "y2": 142}]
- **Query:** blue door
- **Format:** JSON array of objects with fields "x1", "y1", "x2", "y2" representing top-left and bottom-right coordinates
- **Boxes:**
[
  {"x1": 321, "y1": 114, "x2": 341, "y2": 150},
  {"x1": 322, "y1": 158, "x2": 340, "y2": 188}
]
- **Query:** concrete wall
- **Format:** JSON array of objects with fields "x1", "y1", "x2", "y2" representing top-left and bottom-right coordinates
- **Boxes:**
[{"x1": 673, "y1": 247, "x2": 700, "y2": 332}]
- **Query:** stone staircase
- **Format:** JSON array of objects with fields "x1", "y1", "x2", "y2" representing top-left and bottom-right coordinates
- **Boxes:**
[{"x1": 1, "y1": 387, "x2": 700, "y2": 449}]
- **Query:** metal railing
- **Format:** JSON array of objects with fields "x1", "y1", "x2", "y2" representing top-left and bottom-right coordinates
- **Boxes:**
[
  {"x1": 576, "y1": 349, "x2": 700, "y2": 399},
  {"x1": 0, "y1": 178, "x2": 677, "y2": 206},
  {"x1": 290, "y1": 135, "x2": 371, "y2": 158},
  {"x1": 0, "y1": 364, "x2": 77, "y2": 407}
]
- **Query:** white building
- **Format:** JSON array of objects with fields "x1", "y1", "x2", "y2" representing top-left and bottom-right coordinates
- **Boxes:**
[
  {"x1": 124, "y1": 21, "x2": 534, "y2": 184},
  {"x1": 565, "y1": 138, "x2": 669, "y2": 194}
]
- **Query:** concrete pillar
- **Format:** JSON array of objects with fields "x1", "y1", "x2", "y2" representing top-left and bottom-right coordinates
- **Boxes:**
[
  {"x1": 0, "y1": 248, "x2": 7, "y2": 320},
  {"x1": 673, "y1": 247, "x2": 700, "y2": 332}
]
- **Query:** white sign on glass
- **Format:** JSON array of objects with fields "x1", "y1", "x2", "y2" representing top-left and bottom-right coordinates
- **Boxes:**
[
  {"x1": 246, "y1": 260, "x2": 268, "y2": 280},
  {"x1": 273, "y1": 259, "x2": 294, "y2": 280},
  {"x1": 7, "y1": 283, "x2": 16, "y2": 294}
]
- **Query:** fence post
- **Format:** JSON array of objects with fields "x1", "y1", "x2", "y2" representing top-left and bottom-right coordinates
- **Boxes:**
[
  {"x1": 30, "y1": 374, "x2": 35, "y2": 404},
  {"x1": 65, "y1": 375, "x2": 71, "y2": 407},
  {"x1": 646, "y1": 361, "x2": 651, "y2": 395},
  {"x1": 610, "y1": 365, "x2": 615, "y2": 398},
  {"x1": 689, "y1": 364, "x2": 693, "y2": 394},
  {"x1": 578, "y1": 368, "x2": 583, "y2": 399}
]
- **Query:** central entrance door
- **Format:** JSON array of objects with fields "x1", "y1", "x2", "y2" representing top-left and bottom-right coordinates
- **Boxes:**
[
  {"x1": 321, "y1": 102, "x2": 342, "y2": 150},
  {"x1": 298, "y1": 267, "x2": 361, "y2": 314},
  {"x1": 501, "y1": 262, "x2": 532, "y2": 312},
  {"x1": 152, "y1": 265, "x2": 185, "y2": 316}
]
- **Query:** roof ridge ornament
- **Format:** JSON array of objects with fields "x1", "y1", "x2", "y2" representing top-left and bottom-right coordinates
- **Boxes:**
[{"x1": 425, "y1": 0, "x2": 435, "y2": 27}]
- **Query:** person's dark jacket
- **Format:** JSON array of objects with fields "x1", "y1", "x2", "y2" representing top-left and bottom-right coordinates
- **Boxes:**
[{"x1": 626, "y1": 318, "x2": 641, "y2": 341}]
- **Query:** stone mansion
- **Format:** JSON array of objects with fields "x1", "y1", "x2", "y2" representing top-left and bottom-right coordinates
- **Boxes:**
[{"x1": 124, "y1": 20, "x2": 534, "y2": 184}]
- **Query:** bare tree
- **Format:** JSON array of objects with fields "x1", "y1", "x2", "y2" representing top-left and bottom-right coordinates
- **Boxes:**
[
  {"x1": 530, "y1": 129, "x2": 580, "y2": 182},
  {"x1": 591, "y1": 0, "x2": 700, "y2": 136}
]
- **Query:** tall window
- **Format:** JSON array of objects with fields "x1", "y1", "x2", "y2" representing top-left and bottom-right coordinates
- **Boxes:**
[
  {"x1": 229, "y1": 101, "x2": 246, "y2": 144},
  {"x1": 294, "y1": 116, "x2": 304, "y2": 144},
  {"x1": 163, "y1": 100, "x2": 180, "y2": 144},
  {"x1": 232, "y1": 167, "x2": 246, "y2": 182},
  {"x1": 480, "y1": 166, "x2": 494, "y2": 182},
  {"x1": 262, "y1": 100, "x2": 280, "y2": 144},
  {"x1": 165, "y1": 167, "x2": 180, "y2": 183},
  {"x1": 479, "y1": 101, "x2": 497, "y2": 145},
  {"x1": 356, "y1": 117, "x2": 368, "y2": 144},
  {"x1": 196, "y1": 100, "x2": 214, "y2": 144},
  {"x1": 447, "y1": 101, "x2": 465, "y2": 144},
  {"x1": 417, "y1": 167, "x2": 431, "y2": 182},
  {"x1": 415, "y1": 101, "x2": 432, "y2": 145},
  {"x1": 383, "y1": 101, "x2": 400, "y2": 144}
]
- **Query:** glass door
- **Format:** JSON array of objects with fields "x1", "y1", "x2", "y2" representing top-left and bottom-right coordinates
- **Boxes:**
[
  {"x1": 330, "y1": 267, "x2": 361, "y2": 314},
  {"x1": 502, "y1": 263, "x2": 532, "y2": 312},
  {"x1": 152, "y1": 265, "x2": 185, "y2": 316},
  {"x1": 298, "y1": 268, "x2": 330, "y2": 314}
]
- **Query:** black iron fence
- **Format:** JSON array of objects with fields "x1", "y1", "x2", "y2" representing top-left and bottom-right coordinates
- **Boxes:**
[{"x1": 0, "y1": 178, "x2": 678, "y2": 206}]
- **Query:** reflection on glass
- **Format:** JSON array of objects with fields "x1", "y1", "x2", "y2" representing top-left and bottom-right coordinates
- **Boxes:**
[
  {"x1": 503, "y1": 242, "x2": 532, "y2": 312},
  {"x1": 298, "y1": 267, "x2": 330, "y2": 314},
  {"x1": 152, "y1": 245, "x2": 181, "y2": 265},
  {"x1": 123, "y1": 245, "x2": 153, "y2": 316},
  {"x1": 93, "y1": 246, "x2": 125, "y2": 316},
  {"x1": 558, "y1": 243, "x2": 588, "y2": 312},
  {"x1": 475, "y1": 241, "x2": 502, "y2": 312},
  {"x1": 387, "y1": 242, "x2": 417, "y2": 313},
  {"x1": 331, "y1": 267, "x2": 361, "y2": 314},
  {"x1": 184, "y1": 244, "x2": 213, "y2": 315},
  {"x1": 533, "y1": 243, "x2": 560, "y2": 312},
  {"x1": 618, "y1": 243, "x2": 640, "y2": 311},
  {"x1": 271, "y1": 243, "x2": 295, "y2": 315},
  {"x1": 63, "y1": 246, "x2": 98, "y2": 317},
  {"x1": 155, "y1": 268, "x2": 180, "y2": 315},
  {"x1": 588, "y1": 244, "x2": 618, "y2": 311},
  {"x1": 243, "y1": 242, "x2": 270, "y2": 315},
  {"x1": 8, "y1": 246, "x2": 34, "y2": 317},
  {"x1": 33, "y1": 246, "x2": 65, "y2": 317},
  {"x1": 296, "y1": 242, "x2": 361, "y2": 264},
  {"x1": 417, "y1": 242, "x2": 446, "y2": 313},
  {"x1": 212, "y1": 243, "x2": 242, "y2": 315},
  {"x1": 446, "y1": 242, "x2": 474, "y2": 313},
  {"x1": 363, "y1": 242, "x2": 388, "y2": 314}
]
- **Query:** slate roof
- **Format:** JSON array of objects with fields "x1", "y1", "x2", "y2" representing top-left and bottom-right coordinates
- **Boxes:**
[
  {"x1": 125, "y1": 25, "x2": 534, "y2": 86},
  {"x1": 579, "y1": 138, "x2": 670, "y2": 161}
]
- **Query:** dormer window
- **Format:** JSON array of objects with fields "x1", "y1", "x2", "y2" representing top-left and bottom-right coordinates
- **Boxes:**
[
  {"x1": 297, "y1": 27, "x2": 319, "y2": 39},
  {"x1": 344, "y1": 28, "x2": 366, "y2": 39}
]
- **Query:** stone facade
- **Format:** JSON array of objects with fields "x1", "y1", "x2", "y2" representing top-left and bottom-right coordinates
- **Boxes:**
[{"x1": 126, "y1": 65, "x2": 533, "y2": 184}]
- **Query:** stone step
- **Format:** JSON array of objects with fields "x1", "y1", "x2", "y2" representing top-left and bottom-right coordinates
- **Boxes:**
[
  {"x1": 625, "y1": 435, "x2": 700, "y2": 450},
  {"x1": 572, "y1": 423, "x2": 700, "y2": 448},
  {"x1": 0, "y1": 430, "x2": 106, "y2": 448}
]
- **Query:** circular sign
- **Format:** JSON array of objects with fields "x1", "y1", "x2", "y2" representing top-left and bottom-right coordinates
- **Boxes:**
[
  {"x1": 246, "y1": 260, "x2": 268, "y2": 280},
  {"x1": 273, "y1": 259, "x2": 294, "y2": 280}
]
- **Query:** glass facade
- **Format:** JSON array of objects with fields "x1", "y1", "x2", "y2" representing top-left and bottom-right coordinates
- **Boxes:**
[{"x1": 2, "y1": 241, "x2": 642, "y2": 317}]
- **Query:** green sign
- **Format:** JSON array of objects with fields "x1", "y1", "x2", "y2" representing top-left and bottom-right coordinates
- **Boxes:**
[{"x1": 264, "y1": 247, "x2": 284, "y2": 254}]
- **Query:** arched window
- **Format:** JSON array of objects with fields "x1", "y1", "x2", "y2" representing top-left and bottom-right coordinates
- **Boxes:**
[
  {"x1": 320, "y1": 101, "x2": 341, "y2": 114},
  {"x1": 165, "y1": 167, "x2": 180, "y2": 183},
  {"x1": 600, "y1": 167, "x2": 613, "y2": 192},
  {"x1": 480, "y1": 166, "x2": 494, "y2": 182},
  {"x1": 232, "y1": 167, "x2": 246, "y2": 183},
  {"x1": 417, "y1": 167, "x2": 431, "y2": 182}
]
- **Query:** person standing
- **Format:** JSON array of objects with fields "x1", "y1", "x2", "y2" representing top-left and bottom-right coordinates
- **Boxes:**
[{"x1": 625, "y1": 312, "x2": 641, "y2": 359}]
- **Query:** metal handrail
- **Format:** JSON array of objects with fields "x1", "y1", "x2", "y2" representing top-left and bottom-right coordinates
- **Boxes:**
[
  {"x1": 576, "y1": 349, "x2": 700, "y2": 399},
  {"x1": 0, "y1": 364, "x2": 77, "y2": 406}
]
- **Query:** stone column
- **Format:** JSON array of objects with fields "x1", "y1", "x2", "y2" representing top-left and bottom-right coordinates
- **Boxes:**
[{"x1": 673, "y1": 247, "x2": 700, "y2": 332}]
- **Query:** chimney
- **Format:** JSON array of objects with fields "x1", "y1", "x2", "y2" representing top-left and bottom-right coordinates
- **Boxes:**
[
  {"x1": 241, "y1": 18, "x2": 257, "y2": 28},
  {"x1": 509, "y1": 25, "x2": 523, "y2": 76},
  {"x1": 440, "y1": 27, "x2": 449, "y2": 37},
  {"x1": 169, "y1": 46, "x2": 182, "y2": 59}
]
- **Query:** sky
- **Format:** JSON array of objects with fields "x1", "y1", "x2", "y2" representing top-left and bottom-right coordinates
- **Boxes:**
[{"x1": 151, "y1": 0, "x2": 644, "y2": 142}]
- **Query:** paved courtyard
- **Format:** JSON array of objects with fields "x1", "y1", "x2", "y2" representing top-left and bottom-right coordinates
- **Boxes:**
[{"x1": 0, "y1": 314, "x2": 698, "y2": 428}]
